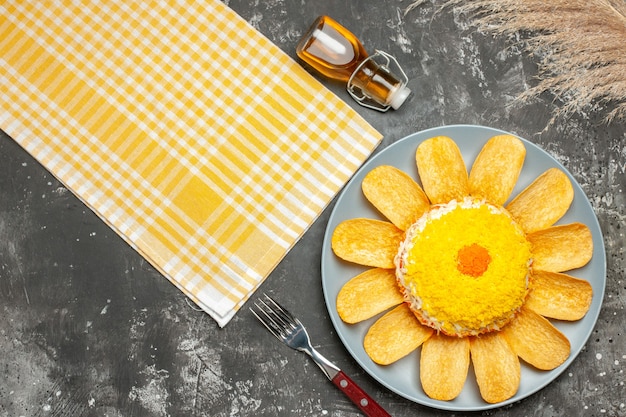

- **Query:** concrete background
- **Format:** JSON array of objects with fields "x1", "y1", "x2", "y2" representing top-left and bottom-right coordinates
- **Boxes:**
[{"x1": 1, "y1": 0, "x2": 625, "y2": 416}]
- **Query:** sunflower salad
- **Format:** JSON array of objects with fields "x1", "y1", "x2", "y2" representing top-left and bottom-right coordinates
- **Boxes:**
[{"x1": 331, "y1": 135, "x2": 594, "y2": 404}]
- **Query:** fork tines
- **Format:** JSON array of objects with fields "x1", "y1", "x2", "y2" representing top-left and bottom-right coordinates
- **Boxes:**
[{"x1": 250, "y1": 294, "x2": 297, "y2": 340}]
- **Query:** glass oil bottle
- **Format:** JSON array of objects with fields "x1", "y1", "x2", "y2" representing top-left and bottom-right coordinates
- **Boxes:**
[{"x1": 296, "y1": 15, "x2": 411, "y2": 111}]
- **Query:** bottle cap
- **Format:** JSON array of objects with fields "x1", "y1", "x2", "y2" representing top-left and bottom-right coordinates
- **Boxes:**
[
  {"x1": 347, "y1": 50, "x2": 410, "y2": 112},
  {"x1": 389, "y1": 85, "x2": 411, "y2": 110}
]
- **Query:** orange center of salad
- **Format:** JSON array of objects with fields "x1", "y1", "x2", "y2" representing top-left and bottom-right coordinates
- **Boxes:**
[{"x1": 457, "y1": 243, "x2": 491, "y2": 277}]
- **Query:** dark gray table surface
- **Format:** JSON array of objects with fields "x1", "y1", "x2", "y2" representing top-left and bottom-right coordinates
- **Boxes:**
[{"x1": 1, "y1": 1, "x2": 625, "y2": 416}]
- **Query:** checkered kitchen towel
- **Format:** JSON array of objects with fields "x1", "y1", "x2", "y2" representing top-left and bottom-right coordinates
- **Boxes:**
[{"x1": 0, "y1": 1, "x2": 382, "y2": 326}]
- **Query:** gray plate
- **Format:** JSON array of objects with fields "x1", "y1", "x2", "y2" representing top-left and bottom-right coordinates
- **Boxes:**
[{"x1": 321, "y1": 125, "x2": 606, "y2": 411}]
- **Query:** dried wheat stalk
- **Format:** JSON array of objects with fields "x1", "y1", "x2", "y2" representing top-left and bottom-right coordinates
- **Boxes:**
[{"x1": 412, "y1": 0, "x2": 626, "y2": 122}]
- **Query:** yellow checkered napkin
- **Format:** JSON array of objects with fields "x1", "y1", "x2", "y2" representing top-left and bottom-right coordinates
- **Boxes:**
[{"x1": 0, "y1": 1, "x2": 382, "y2": 326}]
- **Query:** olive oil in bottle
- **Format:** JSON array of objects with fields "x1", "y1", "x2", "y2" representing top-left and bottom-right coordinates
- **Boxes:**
[{"x1": 296, "y1": 16, "x2": 410, "y2": 111}]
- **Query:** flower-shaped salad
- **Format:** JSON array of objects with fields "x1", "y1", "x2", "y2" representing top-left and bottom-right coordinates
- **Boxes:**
[{"x1": 331, "y1": 135, "x2": 593, "y2": 404}]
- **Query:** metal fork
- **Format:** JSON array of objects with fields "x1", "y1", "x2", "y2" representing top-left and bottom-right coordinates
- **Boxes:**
[{"x1": 250, "y1": 294, "x2": 392, "y2": 417}]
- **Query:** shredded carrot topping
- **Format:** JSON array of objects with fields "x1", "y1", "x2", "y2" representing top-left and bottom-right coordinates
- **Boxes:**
[{"x1": 457, "y1": 243, "x2": 491, "y2": 277}]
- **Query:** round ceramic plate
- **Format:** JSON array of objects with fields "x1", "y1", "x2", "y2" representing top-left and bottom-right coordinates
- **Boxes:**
[{"x1": 321, "y1": 125, "x2": 606, "y2": 411}]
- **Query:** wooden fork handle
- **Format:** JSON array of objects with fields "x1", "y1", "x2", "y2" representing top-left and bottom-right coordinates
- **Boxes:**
[{"x1": 331, "y1": 371, "x2": 392, "y2": 417}]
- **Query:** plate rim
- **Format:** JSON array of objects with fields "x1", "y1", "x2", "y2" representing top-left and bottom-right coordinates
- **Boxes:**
[{"x1": 320, "y1": 124, "x2": 607, "y2": 412}]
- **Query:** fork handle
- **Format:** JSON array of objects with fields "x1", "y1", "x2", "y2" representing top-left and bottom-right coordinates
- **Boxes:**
[{"x1": 331, "y1": 371, "x2": 392, "y2": 417}]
